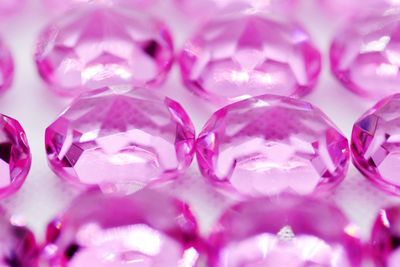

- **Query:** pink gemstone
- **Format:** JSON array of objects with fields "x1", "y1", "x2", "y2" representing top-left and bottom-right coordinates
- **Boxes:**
[
  {"x1": 43, "y1": 0, "x2": 156, "y2": 13},
  {"x1": 331, "y1": 11, "x2": 400, "y2": 99},
  {"x1": 0, "y1": 114, "x2": 31, "y2": 198},
  {"x1": 179, "y1": 13, "x2": 321, "y2": 105},
  {"x1": 43, "y1": 189, "x2": 200, "y2": 266},
  {"x1": 319, "y1": 0, "x2": 398, "y2": 17},
  {"x1": 207, "y1": 195, "x2": 362, "y2": 267},
  {"x1": 35, "y1": 6, "x2": 174, "y2": 97},
  {"x1": 371, "y1": 205, "x2": 400, "y2": 266},
  {"x1": 352, "y1": 94, "x2": 400, "y2": 195},
  {"x1": 0, "y1": 211, "x2": 38, "y2": 266},
  {"x1": 0, "y1": 0, "x2": 25, "y2": 15},
  {"x1": 196, "y1": 95, "x2": 349, "y2": 197},
  {"x1": 45, "y1": 87, "x2": 195, "y2": 192},
  {"x1": 0, "y1": 40, "x2": 13, "y2": 93}
]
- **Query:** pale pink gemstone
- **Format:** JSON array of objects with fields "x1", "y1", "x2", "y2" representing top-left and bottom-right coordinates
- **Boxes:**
[
  {"x1": 196, "y1": 95, "x2": 349, "y2": 197},
  {"x1": 43, "y1": 189, "x2": 200, "y2": 266},
  {"x1": 0, "y1": 114, "x2": 31, "y2": 198},
  {"x1": 207, "y1": 195, "x2": 362, "y2": 267},
  {"x1": 0, "y1": 0, "x2": 25, "y2": 15},
  {"x1": 43, "y1": 0, "x2": 156, "y2": 13},
  {"x1": 45, "y1": 87, "x2": 195, "y2": 193},
  {"x1": 180, "y1": 13, "x2": 321, "y2": 104},
  {"x1": 331, "y1": 11, "x2": 400, "y2": 99},
  {"x1": 352, "y1": 94, "x2": 400, "y2": 195},
  {"x1": 319, "y1": 0, "x2": 399, "y2": 17},
  {"x1": 35, "y1": 6, "x2": 173, "y2": 97},
  {"x1": 0, "y1": 40, "x2": 13, "y2": 93}
]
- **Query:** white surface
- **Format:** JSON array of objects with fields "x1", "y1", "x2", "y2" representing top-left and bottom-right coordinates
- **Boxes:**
[{"x1": 0, "y1": 0, "x2": 398, "y2": 264}]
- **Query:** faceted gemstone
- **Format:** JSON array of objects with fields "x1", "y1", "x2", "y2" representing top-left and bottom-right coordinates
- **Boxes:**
[
  {"x1": 371, "y1": 205, "x2": 400, "y2": 267},
  {"x1": 0, "y1": 0, "x2": 25, "y2": 16},
  {"x1": 179, "y1": 13, "x2": 321, "y2": 105},
  {"x1": 319, "y1": 0, "x2": 399, "y2": 18},
  {"x1": 352, "y1": 94, "x2": 400, "y2": 195},
  {"x1": 43, "y1": 0, "x2": 156, "y2": 13},
  {"x1": 196, "y1": 95, "x2": 349, "y2": 197},
  {"x1": 331, "y1": 11, "x2": 400, "y2": 99},
  {"x1": 207, "y1": 195, "x2": 362, "y2": 267},
  {"x1": 43, "y1": 189, "x2": 201, "y2": 266},
  {"x1": 35, "y1": 6, "x2": 173, "y2": 97},
  {"x1": 0, "y1": 40, "x2": 13, "y2": 93},
  {"x1": 0, "y1": 114, "x2": 31, "y2": 198},
  {"x1": 45, "y1": 87, "x2": 195, "y2": 193},
  {"x1": 0, "y1": 210, "x2": 38, "y2": 266}
]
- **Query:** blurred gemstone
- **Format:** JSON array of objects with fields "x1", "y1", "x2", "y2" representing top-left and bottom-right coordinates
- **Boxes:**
[
  {"x1": 207, "y1": 195, "x2": 362, "y2": 267},
  {"x1": 196, "y1": 95, "x2": 349, "y2": 197},
  {"x1": 45, "y1": 87, "x2": 195, "y2": 193},
  {"x1": 0, "y1": 40, "x2": 13, "y2": 93},
  {"x1": 179, "y1": 13, "x2": 321, "y2": 105},
  {"x1": 0, "y1": 0, "x2": 25, "y2": 15},
  {"x1": 43, "y1": 0, "x2": 156, "y2": 13},
  {"x1": 43, "y1": 189, "x2": 200, "y2": 266},
  {"x1": 331, "y1": 11, "x2": 400, "y2": 99},
  {"x1": 352, "y1": 94, "x2": 400, "y2": 195},
  {"x1": 35, "y1": 6, "x2": 173, "y2": 97}
]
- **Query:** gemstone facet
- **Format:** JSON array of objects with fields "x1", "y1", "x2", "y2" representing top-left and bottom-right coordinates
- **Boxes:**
[
  {"x1": 43, "y1": 189, "x2": 200, "y2": 266},
  {"x1": 45, "y1": 87, "x2": 195, "y2": 192},
  {"x1": 0, "y1": 114, "x2": 31, "y2": 198},
  {"x1": 179, "y1": 13, "x2": 321, "y2": 105},
  {"x1": 35, "y1": 6, "x2": 174, "y2": 97},
  {"x1": 207, "y1": 195, "x2": 362, "y2": 267},
  {"x1": 331, "y1": 11, "x2": 400, "y2": 99},
  {"x1": 352, "y1": 94, "x2": 400, "y2": 195},
  {"x1": 0, "y1": 40, "x2": 13, "y2": 93},
  {"x1": 0, "y1": 0, "x2": 25, "y2": 15},
  {"x1": 196, "y1": 95, "x2": 349, "y2": 197},
  {"x1": 43, "y1": 0, "x2": 156, "y2": 13}
]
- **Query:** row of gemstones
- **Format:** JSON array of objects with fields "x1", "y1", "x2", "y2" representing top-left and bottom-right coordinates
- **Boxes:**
[{"x1": 3, "y1": 188, "x2": 400, "y2": 266}]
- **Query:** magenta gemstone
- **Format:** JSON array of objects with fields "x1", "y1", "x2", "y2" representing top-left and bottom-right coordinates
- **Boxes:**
[
  {"x1": 43, "y1": 0, "x2": 156, "y2": 13},
  {"x1": 45, "y1": 87, "x2": 195, "y2": 192},
  {"x1": 43, "y1": 189, "x2": 200, "y2": 266},
  {"x1": 207, "y1": 195, "x2": 362, "y2": 267},
  {"x1": 331, "y1": 11, "x2": 400, "y2": 99},
  {"x1": 352, "y1": 94, "x2": 400, "y2": 195},
  {"x1": 0, "y1": 0, "x2": 25, "y2": 15},
  {"x1": 179, "y1": 13, "x2": 321, "y2": 105},
  {"x1": 35, "y1": 6, "x2": 173, "y2": 97},
  {"x1": 0, "y1": 40, "x2": 14, "y2": 93},
  {"x1": 0, "y1": 114, "x2": 31, "y2": 198},
  {"x1": 371, "y1": 205, "x2": 400, "y2": 267},
  {"x1": 196, "y1": 95, "x2": 349, "y2": 197}
]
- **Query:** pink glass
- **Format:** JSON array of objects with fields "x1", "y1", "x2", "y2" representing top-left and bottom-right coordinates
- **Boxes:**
[
  {"x1": 207, "y1": 195, "x2": 362, "y2": 267},
  {"x1": 352, "y1": 94, "x2": 400, "y2": 195},
  {"x1": 0, "y1": 39, "x2": 14, "y2": 93},
  {"x1": 0, "y1": 114, "x2": 31, "y2": 198},
  {"x1": 43, "y1": 0, "x2": 156, "y2": 13},
  {"x1": 45, "y1": 87, "x2": 195, "y2": 193},
  {"x1": 43, "y1": 189, "x2": 201, "y2": 266},
  {"x1": 196, "y1": 95, "x2": 349, "y2": 198},
  {"x1": 331, "y1": 10, "x2": 400, "y2": 99},
  {"x1": 35, "y1": 6, "x2": 173, "y2": 97},
  {"x1": 179, "y1": 12, "x2": 321, "y2": 105}
]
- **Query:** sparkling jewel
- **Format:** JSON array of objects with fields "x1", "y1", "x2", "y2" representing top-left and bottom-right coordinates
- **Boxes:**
[
  {"x1": 331, "y1": 11, "x2": 400, "y2": 99},
  {"x1": 0, "y1": 114, "x2": 31, "y2": 198},
  {"x1": 352, "y1": 94, "x2": 400, "y2": 195},
  {"x1": 35, "y1": 6, "x2": 173, "y2": 97},
  {"x1": 179, "y1": 13, "x2": 321, "y2": 104},
  {"x1": 0, "y1": 40, "x2": 13, "y2": 93},
  {"x1": 45, "y1": 87, "x2": 195, "y2": 192},
  {"x1": 207, "y1": 195, "x2": 362, "y2": 267},
  {"x1": 196, "y1": 95, "x2": 349, "y2": 197},
  {"x1": 43, "y1": 189, "x2": 200, "y2": 266}
]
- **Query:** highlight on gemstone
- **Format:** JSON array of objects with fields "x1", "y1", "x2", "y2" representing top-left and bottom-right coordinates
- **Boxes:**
[
  {"x1": 0, "y1": 114, "x2": 31, "y2": 198},
  {"x1": 45, "y1": 86, "x2": 196, "y2": 193},
  {"x1": 330, "y1": 11, "x2": 400, "y2": 99},
  {"x1": 207, "y1": 195, "x2": 362, "y2": 267},
  {"x1": 0, "y1": 39, "x2": 14, "y2": 93},
  {"x1": 43, "y1": 189, "x2": 200, "y2": 266},
  {"x1": 352, "y1": 93, "x2": 400, "y2": 195},
  {"x1": 371, "y1": 205, "x2": 400, "y2": 267},
  {"x1": 319, "y1": 0, "x2": 399, "y2": 17},
  {"x1": 35, "y1": 6, "x2": 174, "y2": 97},
  {"x1": 179, "y1": 12, "x2": 321, "y2": 105},
  {"x1": 196, "y1": 94, "x2": 349, "y2": 197}
]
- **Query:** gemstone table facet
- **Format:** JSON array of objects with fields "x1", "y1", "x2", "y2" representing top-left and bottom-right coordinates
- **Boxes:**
[
  {"x1": 196, "y1": 94, "x2": 349, "y2": 197},
  {"x1": 45, "y1": 87, "x2": 195, "y2": 193}
]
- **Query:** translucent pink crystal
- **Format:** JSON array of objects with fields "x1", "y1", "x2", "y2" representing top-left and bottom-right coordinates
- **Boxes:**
[
  {"x1": 0, "y1": 114, "x2": 31, "y2": 198},
  {"x1": 319, "y1": 0, "x2": 399, "y2": 17},
  {"x1": 180, "y1": 13, "x2": 321, "y2": 104},
  {"x1": 352, "y1": 94, "x2": 400, "y2": 195},
  {"x1": 207, "y1": 195, "x2": 362, "y2": 267},
  {"x1": 43, "y1": 0, "x2": 156, "y2": 13},
  {"x1": 0, "y1": 0, "x2": 25, "y2": 15},
  {"x1": 331, "y1": 11, "x2": 400, "y2": 99},
  {"x1": 0, "y1": 40, "x2": 13, "y2": 93},
  {"x1": 196, "y1": 95, "x2": 349, "y2": 197},
  {"x1": 371, "y1": 205, "x2": 400, "y2": 267},
  {"x1": 45, "y1": 87, "x2": 195, "y2": 193},
  {"x1": 35, "y1": 6, "x2": 173, "y2": 97},
  {"x1": 43, "y1": 189, "x2": 200, "y2": 266}
]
